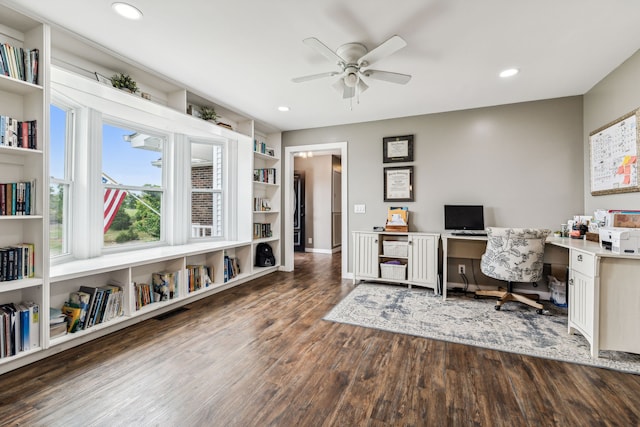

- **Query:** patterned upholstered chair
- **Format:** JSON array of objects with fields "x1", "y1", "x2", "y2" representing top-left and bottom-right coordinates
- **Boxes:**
[{"x1": 476, "y1": 227, "x2": 551, "y2": 314}]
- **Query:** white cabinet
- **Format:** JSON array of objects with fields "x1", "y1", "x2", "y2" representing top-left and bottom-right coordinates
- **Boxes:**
[
  {"x1": 353, "y1": 231, "x2": 440, "y2": 294},
  {"x1": 567, "y1": 249, "x2": 599, "y2": 357},
  {"x1": 0, "y1": 5, "x2": 48, "y2": 365}
]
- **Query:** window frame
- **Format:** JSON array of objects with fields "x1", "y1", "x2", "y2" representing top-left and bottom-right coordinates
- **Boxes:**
[
  {"x1": 101, "y1": 118, "x2": 168, "y2": 253},
  {"x1": 189, "y1": 138, "x2": 225, "y2": 241},
  {"x1": 49, "y1": 101, "x2": 76, "y2": 263}
]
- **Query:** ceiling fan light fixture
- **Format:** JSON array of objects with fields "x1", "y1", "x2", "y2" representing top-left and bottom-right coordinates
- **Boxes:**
[
  {"x1": 344, "y1": 73, "x2": 358, "y2": 88},
  {"x1": 112, "y1": 2, "x2": 143, "y2": 20},
  {"x1": 499, "y1": 68, "x2": 519, "y2": 78}
]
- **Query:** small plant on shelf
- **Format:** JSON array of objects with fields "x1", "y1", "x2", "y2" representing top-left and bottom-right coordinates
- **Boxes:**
[
  {"x1": 110, "y1": 73, "x2": 139, "y2": 93},
  {"x1": 199, "y1": 105, "x2": 218, "y2": 122}
]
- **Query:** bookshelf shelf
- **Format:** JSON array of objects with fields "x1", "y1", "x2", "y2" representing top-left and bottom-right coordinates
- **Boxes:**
[{"x1": 0, "y1": 74, "x2": 42, "y2": 94}]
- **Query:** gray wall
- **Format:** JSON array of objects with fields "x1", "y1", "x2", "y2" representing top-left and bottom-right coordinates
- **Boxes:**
[
  {"x1": 584, "y1": 49, "x2": 640, "y2": 213},
  {"x1": 283, "y1": 96, "x2": 585, "y2": 273}
]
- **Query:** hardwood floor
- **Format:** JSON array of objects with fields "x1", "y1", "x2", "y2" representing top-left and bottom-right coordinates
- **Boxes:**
[{"x1": 1, "y1": 252, "x2": 639, "y2": 426}]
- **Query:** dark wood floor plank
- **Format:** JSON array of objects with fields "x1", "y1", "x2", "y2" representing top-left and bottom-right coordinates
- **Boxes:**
[{"x1": 0, "y1": 252, "x2": 639, "y2": 426}]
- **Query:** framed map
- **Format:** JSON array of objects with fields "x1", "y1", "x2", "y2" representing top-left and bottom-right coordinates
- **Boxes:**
[{"x1": 589, "y1": 108, "x2": 640, "y2": 195}]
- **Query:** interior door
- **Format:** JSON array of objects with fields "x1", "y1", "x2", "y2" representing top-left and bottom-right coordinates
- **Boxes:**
[{"x1": 294, "y1": 171, "x2": 305, "y2": 252}]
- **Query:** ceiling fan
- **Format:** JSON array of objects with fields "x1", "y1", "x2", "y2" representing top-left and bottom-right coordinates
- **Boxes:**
[{"x1": 292, "y1": 35, "x2": 412, "y2": 99}]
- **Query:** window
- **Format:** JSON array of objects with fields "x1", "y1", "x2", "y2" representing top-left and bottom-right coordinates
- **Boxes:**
[
  {"x1": 49, "y1": 104, "x2": 73, "y2": 257},
  {"x1": 102, "y1": 122, "x2": 165, "y2": 247},
  {"x1": 191, "y1": 141, "x2": 223, "y2": 238}
]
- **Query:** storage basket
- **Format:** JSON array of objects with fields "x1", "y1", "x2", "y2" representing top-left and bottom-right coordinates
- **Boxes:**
[
  {"x1": 383, "y1": 240, "x2": 408, "y2": 257},
  {"x1": 380, "y1": 263, "x2": 407, "y2": 280}
]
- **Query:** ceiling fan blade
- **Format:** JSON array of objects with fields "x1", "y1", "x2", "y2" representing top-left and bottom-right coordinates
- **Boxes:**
[
  {"x1": 342, "y1": 85, "x2": 355, "y2": 99},
  {"x1": 303, "y1": 37, "x2": 345, "y2": 66},
  {"x1": 362, "y1": 69, "x2": 412, "y2": 84},
  {"x1": 357, "y1": 35, "x2": 407, "y2": 67},
  {"x1": 357, "y1": 78, "x2": 369, "y2": 94},
  {"x1": 292, "y1": 71, "x2": 339, "y2": 83}
]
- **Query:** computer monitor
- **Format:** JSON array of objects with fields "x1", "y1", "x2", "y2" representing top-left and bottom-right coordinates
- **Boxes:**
[{"x1": 444, "y1": 205, "x2": 485, "y2": 231}]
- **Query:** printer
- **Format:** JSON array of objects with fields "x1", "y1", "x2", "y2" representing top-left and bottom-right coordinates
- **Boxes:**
[{"x1": 599, "y1": 227, "x2": 640, "y2": 254}]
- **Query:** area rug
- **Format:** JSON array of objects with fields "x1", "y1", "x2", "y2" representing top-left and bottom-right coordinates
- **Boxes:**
[{"x1": 324, "y1": 283, "x2": 640, "y2": 374}]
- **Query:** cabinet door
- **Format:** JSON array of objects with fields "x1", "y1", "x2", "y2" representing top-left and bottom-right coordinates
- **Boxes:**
[
  {"x1": 408, "y1": 234, "x2": 437, "y2": 285},
  {"x1": 568, "y1": 269, "x2": 594, "y2": 340},
  {"x1": 353, "y1": 233, "x2": 379, "y2": 279}
]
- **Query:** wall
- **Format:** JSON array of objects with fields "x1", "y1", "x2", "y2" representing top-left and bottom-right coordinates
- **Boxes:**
[
  {"x1": 584, "y1": 49, "x2": 640, "y2": 214},
  {"x1": 294, "y1": 155, "x2": 333, "y2": 252},
  {"x1": 283, "y1": 96, "x2": 584, "y2": 272}
]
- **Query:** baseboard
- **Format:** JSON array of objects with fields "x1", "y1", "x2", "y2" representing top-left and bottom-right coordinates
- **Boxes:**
[{"x1": 304, "y1": 248, "x2": 334, "y2": 254}]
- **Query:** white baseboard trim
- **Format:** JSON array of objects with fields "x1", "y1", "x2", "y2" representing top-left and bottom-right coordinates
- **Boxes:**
[{"x1": 305, "y1": 248, "x2": 334, "y2": 254}]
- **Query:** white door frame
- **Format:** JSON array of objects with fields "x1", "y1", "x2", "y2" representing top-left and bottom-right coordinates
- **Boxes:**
[{"x1": 283, "y1": 142, "x2": 348, "y2": 277}]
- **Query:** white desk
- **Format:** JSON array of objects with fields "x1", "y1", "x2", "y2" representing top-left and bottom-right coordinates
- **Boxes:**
[{"x1": 441, "y1": 232, "x2": 640, "y2": 357}]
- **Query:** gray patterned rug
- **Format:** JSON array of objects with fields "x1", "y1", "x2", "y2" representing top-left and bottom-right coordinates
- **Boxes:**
[{"x1": 324, "y1": 283, "x2": 640, "y2": 374}]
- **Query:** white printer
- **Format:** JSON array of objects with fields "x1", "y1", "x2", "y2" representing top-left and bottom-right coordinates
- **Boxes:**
[{"x1": 599, "y1": 227, "x2": 640, "y2": 254}]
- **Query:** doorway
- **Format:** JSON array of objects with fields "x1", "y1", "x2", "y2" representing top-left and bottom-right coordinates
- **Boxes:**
[{"x1": 284, "y1": 142, "x2": 348, "y2": 277}]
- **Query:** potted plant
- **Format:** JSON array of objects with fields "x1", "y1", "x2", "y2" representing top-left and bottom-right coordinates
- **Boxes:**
[
  {"x1": 199, "y1": 105, "x2": 218, "y2": 122},
  {"x1": 110, "y1": 73, "x2": 139, "y2": 93}
]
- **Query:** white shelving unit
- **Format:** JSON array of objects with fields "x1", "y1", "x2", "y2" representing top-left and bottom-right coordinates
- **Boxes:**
[
  {"x1": 0, "y1": 4, "x2": 282, "y2": 375},
  {"x1": 352, "y1": 231, "x2": 440, "y2": 294},
  {"x1": 0, "y1": 4, "x2": 49, "y2": 367}
]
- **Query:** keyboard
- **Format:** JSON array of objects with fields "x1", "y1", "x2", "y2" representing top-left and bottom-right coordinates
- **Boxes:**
[{"x1": 451, "y1": 231, "x2": 487, "y2": 236}]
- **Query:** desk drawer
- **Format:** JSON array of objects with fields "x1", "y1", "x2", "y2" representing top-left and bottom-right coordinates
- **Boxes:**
[{"x1": 570, "y1": 250, "x2": 596, "y2": 277}]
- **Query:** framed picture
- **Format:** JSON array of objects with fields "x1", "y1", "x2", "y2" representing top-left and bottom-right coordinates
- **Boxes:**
[
  {"x1": 95, "y1": 72, "x2": 112, "y2": 86},
  {"x1": 383, "y1": 135, "x2": 414, "y2": 163},
  {"x1": 384, "y1": 166, "x2": 414, "y2": 202}
]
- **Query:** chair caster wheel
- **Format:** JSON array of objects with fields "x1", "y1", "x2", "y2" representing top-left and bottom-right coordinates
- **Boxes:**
[
  {"x1": 536, "y1": 309, "x2": 543, "y2": 314},
  {"x1": 494, "y1": 305, "x2": 501, "y2": 311}
]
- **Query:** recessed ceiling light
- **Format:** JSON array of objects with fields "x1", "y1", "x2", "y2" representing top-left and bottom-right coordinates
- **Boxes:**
[
  {"x1": 112, "y1": 2, "x2": 143, "y2": 20},
  {"x1": 499, "y1": 68, "x2": 519, "y2": 78},
  {"x1": 278, "y1": 106, "x2": 290, "y2": 112}
]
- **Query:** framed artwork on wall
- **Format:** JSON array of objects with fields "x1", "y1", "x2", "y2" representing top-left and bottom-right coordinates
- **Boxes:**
[
  {"x1": 384, "y1": 166, "x2": 414, "y2": 202},
  {"x1": 383, "y1": 135, "x2": 414, "y2": 163}
]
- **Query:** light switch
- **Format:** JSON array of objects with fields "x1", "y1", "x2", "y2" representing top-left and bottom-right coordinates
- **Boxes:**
[{"x1": 354, "y1": 204, "x2": 366, "y2": 213}]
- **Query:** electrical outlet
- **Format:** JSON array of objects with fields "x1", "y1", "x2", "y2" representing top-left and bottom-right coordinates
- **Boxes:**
[
  {"x1": 308, "y1": 237, "x2": 313, "y2": 244},
  {"x1": 458, "y1": 264, "x2": 466, "y2": 275}
]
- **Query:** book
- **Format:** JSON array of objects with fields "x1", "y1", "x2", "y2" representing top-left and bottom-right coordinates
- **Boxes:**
[
  {"x1": 69, "y1": 291, "x2": 91, "y2": 330},
  {"x1": 152, "y1": 272, "x2": 178, "y2": 301},
  {"x1": 25, "y1": 301, "x2": 39, "y2": 348},
  {"x1": 78, "y1": 286, "x2": 99, "y2": 329},
  {"x1": 61, "y1": 304, "x2": 82, "y2": 333}
]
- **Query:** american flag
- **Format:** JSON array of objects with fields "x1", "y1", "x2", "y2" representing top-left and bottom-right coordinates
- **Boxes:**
[{"x1": 102, "y1": 174, "x2": 127, "y2": 233}]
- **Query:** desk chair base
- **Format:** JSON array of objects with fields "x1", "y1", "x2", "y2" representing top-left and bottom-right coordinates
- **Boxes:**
[{"x1": 475, "y1": 285, "x2": 544, "y2": 314}]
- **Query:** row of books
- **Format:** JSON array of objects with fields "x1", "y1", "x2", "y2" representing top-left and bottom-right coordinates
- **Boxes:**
[
  {"x1": 253, "y1": 223, "x2": 273, "y2": 239},
  {"x1": 253, "y1": 140, "x2": 275, "y2": 157},
  {"x1": 253, "y1": 168, "x2": 277, "y2": 184},
  {"x1": 0, "y1": 117, "x2": 37, "y2": 149},
  {"x1": 0, "y1": 243, "x2": 35, "y2": 282},
  {"x1": 186, "y1": 265, "x2": 212, "y2": 293},
  {"x1": 0, "y1": 43, "x2": 38, "y2": 84},
  {"x1": 58, "y1": 285, "x2": 124, "y2": 334},
  {"x1": 253, "y1": 197, "x2": 272, "y2": 212},
  {"x1": 0, "y1": 181, "x2": 36, "y2": 216},
  {"x1": 0, "y1": 301, "x2": 39, "y2": 358},
  {"x1": 224, "y1": 256, "x2": 240, "y2": 283}
]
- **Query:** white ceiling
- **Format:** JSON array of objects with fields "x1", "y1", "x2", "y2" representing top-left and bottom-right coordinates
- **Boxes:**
[{"x1": 7, "y1": 0, "x2": 640, "y2": 132}]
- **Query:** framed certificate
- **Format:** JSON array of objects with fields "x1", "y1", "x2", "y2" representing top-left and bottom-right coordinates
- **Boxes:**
[
  {"x1": 384, "y1": 166, "x2": 414, "y2": 202},
  {"x1": 383, "y1": 135, "x2": 414, "y2": 163}
]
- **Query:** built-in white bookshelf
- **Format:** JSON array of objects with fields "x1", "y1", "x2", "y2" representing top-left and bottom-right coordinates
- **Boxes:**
[
  {"x1": 0, "y1": 4, "x2": 48, "y2": 368},
  {"x1": 0, "y1": 3, "x2": 282, "y2": 375}
]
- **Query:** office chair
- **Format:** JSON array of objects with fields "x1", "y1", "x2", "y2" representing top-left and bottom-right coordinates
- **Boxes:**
[{"x1": 475, "y1": 227, "x2": 551, "y2": 314}]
